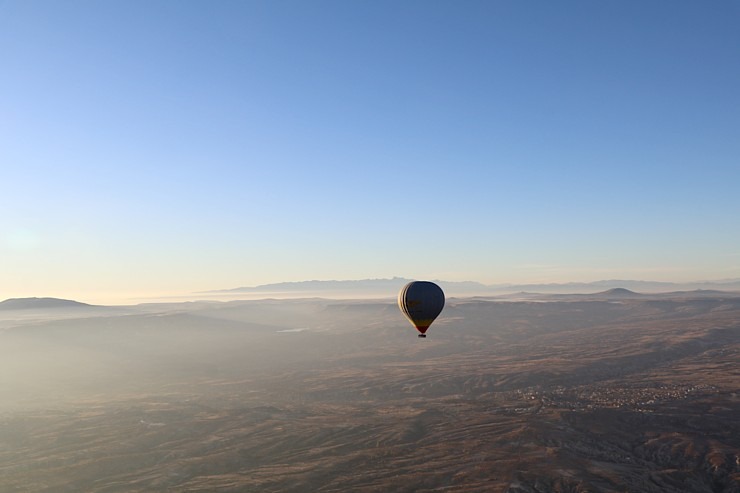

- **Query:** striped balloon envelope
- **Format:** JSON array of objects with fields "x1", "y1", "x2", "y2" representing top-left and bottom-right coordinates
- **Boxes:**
[{"x1": 398, "y1": 281, "x2": 445, "y2": 338}]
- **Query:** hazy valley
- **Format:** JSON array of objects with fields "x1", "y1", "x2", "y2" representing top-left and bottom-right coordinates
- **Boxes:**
[{"x1": 1, "y1": 291, "x2": 738, "y2": 492}]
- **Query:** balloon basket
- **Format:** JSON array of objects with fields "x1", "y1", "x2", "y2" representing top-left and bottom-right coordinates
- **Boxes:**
[{"x1": 418, "y1": 334, "x2": 427, "y2": 338}]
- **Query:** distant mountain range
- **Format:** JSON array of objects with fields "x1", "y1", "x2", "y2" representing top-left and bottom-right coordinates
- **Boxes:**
[
  {"x1": 205, "y1": 277, "x2": 485, "y2": 295},
  {"x1": 205, "y1": 277, "x2": 740, "y2": 297},
  {"x1": 5, "y1": 280, "x2": 740, "y2": 311}
]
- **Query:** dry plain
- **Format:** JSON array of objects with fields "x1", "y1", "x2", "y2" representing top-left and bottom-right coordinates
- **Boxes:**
[{"x1": 0, "y1": 291, "x2": 738, "y2": 492}]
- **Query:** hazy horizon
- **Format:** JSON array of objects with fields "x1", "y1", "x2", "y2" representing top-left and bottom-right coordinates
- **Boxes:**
[{"x1": 4, "y1": 274, "x2": 740, "y2": 306}]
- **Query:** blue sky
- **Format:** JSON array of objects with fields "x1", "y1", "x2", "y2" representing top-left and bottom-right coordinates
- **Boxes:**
[{"x1": 1, "y1": 1, "x2": 739, "y2": 302}]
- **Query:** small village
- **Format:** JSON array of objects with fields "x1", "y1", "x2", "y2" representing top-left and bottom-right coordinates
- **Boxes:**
[{"x1": 514, "y1": 383, "x2": 720, "y2": 413}]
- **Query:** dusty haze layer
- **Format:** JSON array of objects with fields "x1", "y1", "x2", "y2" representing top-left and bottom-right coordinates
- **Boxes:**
[{"x1": 0, "y1": 292, "x2": 738, "y2": 492}]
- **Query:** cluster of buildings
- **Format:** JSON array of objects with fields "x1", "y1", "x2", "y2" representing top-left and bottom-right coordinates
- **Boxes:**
[{"x1": 510, "y1": 383, "x2": 718, "y2": 413}]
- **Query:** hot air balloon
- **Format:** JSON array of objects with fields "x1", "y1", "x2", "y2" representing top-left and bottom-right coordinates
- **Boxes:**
[{"x1": 398, "y1": 281, "x2": 445, "y2": 338}]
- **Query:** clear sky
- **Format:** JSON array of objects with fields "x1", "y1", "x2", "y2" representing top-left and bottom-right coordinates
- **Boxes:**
[{"x1": 2, "y1": 1, "x2": 739, "y2": 303}]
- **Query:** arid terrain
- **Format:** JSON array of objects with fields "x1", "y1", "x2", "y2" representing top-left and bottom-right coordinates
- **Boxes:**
[{"x1": 1, "y1": 291, "x2": 739, "y2": 492}]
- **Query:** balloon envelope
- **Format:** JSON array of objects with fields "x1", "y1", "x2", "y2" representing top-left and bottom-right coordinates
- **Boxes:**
[{"x1": 398, "y1": 281, "x2": 445, "y2": 335}]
